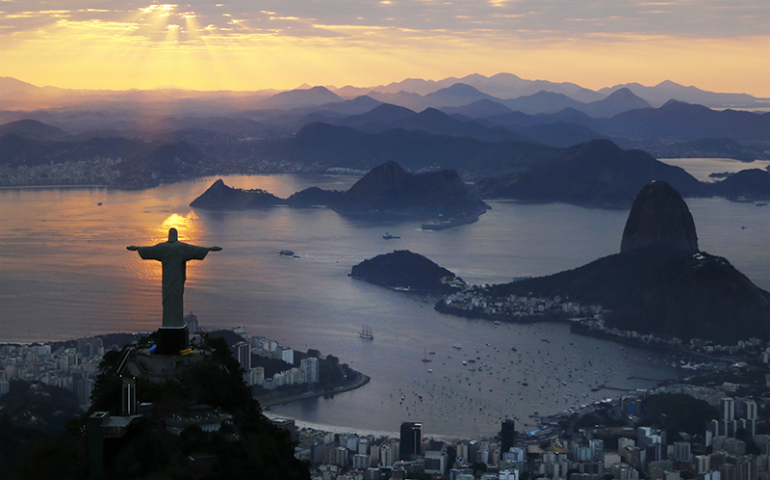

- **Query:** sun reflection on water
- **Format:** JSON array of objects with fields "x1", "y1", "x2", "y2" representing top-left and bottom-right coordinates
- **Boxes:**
[
  {"x1": 158, "y1": 212, "x2": 201, "y2": 243},
  {"x1": 132, "y1": 211, "x2": 207, "y2": 283}
]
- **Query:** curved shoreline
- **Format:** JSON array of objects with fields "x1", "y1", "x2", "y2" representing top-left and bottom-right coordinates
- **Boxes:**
[
  {"x1": 258, "y1": 371, "x2": 371, "y2": 409},
  {"x1": 434, "y1": 300, "x2": 567, "y2": 324}
]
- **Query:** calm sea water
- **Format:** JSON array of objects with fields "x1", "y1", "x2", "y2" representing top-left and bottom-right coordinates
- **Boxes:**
[{"x1": 2, "y1": 166, "x2": 770, "y2": 437}]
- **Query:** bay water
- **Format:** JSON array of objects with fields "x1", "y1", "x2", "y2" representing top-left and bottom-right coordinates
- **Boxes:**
[{"x1": 2, "y1": 164, "x2": 769, "y2": 437}]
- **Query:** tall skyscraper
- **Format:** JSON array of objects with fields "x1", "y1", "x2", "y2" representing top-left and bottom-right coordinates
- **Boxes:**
[
  {"x1": 501, "y1": 419, "x2": 516, "y2": 454},
  {"x1": 400, "y1": 422, "x2": 422, "y2": 461}
]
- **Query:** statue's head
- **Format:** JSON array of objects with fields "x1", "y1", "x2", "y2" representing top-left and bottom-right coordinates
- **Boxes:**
[{"x1": 168, "y1": 228, "x2": 178, "y2": 242}]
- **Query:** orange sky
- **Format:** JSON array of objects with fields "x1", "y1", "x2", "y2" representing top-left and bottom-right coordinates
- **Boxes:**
[{"x1": 1, "y1": 1, "x2": 768, "y2": 96}]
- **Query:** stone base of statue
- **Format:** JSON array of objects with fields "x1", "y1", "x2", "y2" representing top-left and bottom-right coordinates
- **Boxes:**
[
  {"x1": 157, "y1": 326, "x2": 189, "y2": 355},
  {"x1": 119, "y1": 342, "x2": 212, "y2": 384}
]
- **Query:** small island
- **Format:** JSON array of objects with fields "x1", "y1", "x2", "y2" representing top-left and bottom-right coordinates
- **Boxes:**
[{"x1": 351, "y1": 250, "x2": 466, "y2": 294}]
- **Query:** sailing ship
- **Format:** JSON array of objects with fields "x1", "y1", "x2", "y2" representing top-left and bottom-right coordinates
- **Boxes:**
[{"x1": 359, "y1": 325, "x2": 374, "y2": 340}]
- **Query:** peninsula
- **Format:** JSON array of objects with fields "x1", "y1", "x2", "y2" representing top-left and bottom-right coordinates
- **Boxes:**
[
  {"x1": 437, "y1": 181, "x2": 770, "y2": 344},
  {"x1": 189, "y1": 161, "x2": 490, "y2": 229}
]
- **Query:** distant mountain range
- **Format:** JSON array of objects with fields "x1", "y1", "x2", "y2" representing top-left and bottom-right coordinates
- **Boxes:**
[
  {"x1": 3, "y1": 81, "x2": 768, "y2": 165},
  {"x1": 4, "y1": 111, "x2": 770, "y2": 205},
  {"x1": 3, "y1": 75, "x2": 770, "y2": 203},
  {"x1": 3, "y1": 73, "x2": 767, "y2": 115}
]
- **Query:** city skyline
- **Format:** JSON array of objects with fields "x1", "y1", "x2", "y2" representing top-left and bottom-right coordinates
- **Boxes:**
[{"x1": 1, "y1": 0, "x2": 768, "y2": 96}]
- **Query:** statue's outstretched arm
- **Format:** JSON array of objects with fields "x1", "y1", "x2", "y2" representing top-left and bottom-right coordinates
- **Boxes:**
[
  {"x1": 209, "y1": 246, "x2": 222, "y2": 252},
  {"x1": 127, "y1": 246, "x2": 139, "y2": 251}
]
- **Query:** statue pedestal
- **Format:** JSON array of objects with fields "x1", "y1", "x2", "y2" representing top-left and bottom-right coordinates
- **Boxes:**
[
  {"x1": 157, "y1": 326, "x2": 189, "y2": 355},
  {"x1": 121, "y1": 345, "x2": 211, "y2": 383}
]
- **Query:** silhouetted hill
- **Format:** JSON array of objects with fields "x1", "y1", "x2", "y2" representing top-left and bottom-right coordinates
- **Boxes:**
[
  {"x1": 604, "y1": 100, "x2": 770, "y2": 144},
  {"x1": 0, "y1": 119, "x2": 67, "y2": 140},
  {"x1": 0, "y1": 133, "x2": 46, "y2": 166},
  {"x1": 578, "y1": 88, "x2": 652, "y2": 118},
  {"x1": 278, "y1": 122, "x2": 554, "y2": 173},
  {"x1": 351, "y1": 250, "x2": 466, "y2": 293},
  {"x1": 258, "y1": 85, "x2": 342, "y2": 109},
  {"x1": 335, "y1": 161, "x2": 490, "y2": 221},
  {"x1": 707, "y1": 169, "x2": 770, "y2": 200},
  {"x1": 599, "y1": 80, "x2": 761, "y2": 108},
  {"x1": 479, "y1": 101, "x2": 770, "y2": 148},
  {"x1": 113, "y1": 141, "x2": 217, "y2": 189},
  {"x1": 315, "y1": 95, "x2": 383, "y2": 115},
  {"x1": 476, "y1": 140, "x2": 702, "y2": 207},
  {"x1": 365, "y1": 90, "x2": 425, "y2": 110},
  {"x1": 333, "y1": 105, "x2": 527, "y2": 143},
  {"x1": 0, "y1": 133, "x2": 150, "y2": 168},
  {"x1": 336, "y1": 103, "x2": 417, "y2": 131},
  {"x1": 190, "y1": 179, "x2": 286, "y2": 208},
  {"x1": 421, "y1": 83, "x2": 497, "y2": 107},
  {"x1": 488, "y1": 182, "x2": 770, "y2": 343},
  {"x1": 148, "y1": 142, "x2": 210, "y2": 174},
  {"x1": 397, "y1": 108, "x2": 527, "y2": 142},
  {"x1": 439, "y1": 99, "x2": 514, "y2": 118},
  {"x1": 502, "y1": 91, "x2": 585, "y2": 115},
  {"x1": 516, "y1": 122, "x2": 607, "y2": 148},
  {"x1": 481, "y1": 107, "x2": 601, "y2": 132},
  {"x1": 286, "y1": 186, "x2": 345, "y2": 207}
]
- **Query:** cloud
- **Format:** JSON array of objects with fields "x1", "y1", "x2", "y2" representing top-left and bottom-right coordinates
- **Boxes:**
[
  {"x1": 0, "y1": 0, "x2": 767, "y2": 43},
  {"x1": 0, "y1": 0, "x2": 768, "y2": 95}
]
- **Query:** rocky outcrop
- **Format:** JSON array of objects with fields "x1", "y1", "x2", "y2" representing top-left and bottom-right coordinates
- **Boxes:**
[
  {"x1": 190, "y1": 179, "x2": 285, "y2": 208},
  {"x1": 477, "y1": 181, "x2": 770, "y2": 343},
  {"x1": 335, "y1": 161, "x2": 490, "y2": 221},
  {"x1": 620, "y1": 181, "x2": 698, "y2": 255}
]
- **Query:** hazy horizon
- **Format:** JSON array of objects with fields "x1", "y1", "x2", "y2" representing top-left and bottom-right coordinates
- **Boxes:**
[
  {"x1": 1, "y1": 1, "x2": 768, "y2": 97},
  {"x1": 2, "y1": 72, "x2": 767, "y2": 98}
]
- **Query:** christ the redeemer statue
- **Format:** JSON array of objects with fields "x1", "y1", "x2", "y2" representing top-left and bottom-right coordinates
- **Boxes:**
[{"x1": 127, "y1": 228, "x2": 221, "y2": 331}]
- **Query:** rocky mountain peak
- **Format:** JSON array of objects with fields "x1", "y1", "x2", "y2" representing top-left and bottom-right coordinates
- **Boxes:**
[
  {"x1": 345, "y1": 161, "x2": 408, "y2": 199},
  {"x1": 620, "y1": 181, "x2": 699, "y2": 255}
]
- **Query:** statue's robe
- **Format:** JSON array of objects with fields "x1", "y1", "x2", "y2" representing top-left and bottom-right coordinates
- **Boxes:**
[{"x1": 137, "y1": 241, "x2": 210, "y2": 328}]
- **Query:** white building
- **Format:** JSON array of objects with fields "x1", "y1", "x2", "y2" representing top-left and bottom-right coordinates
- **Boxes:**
[
  {"x1": 278, "y1": 346, "x2": 294, "y2": 365},
  {"x1": 244, "y1": 366, "x2": 264, "y2": 387},
  {"x1": 721, "y1": 397, "x2": 736, "y2": 422},
  {"x1": 302, "y1": 357, "x2": 320, "y2": 384}
]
